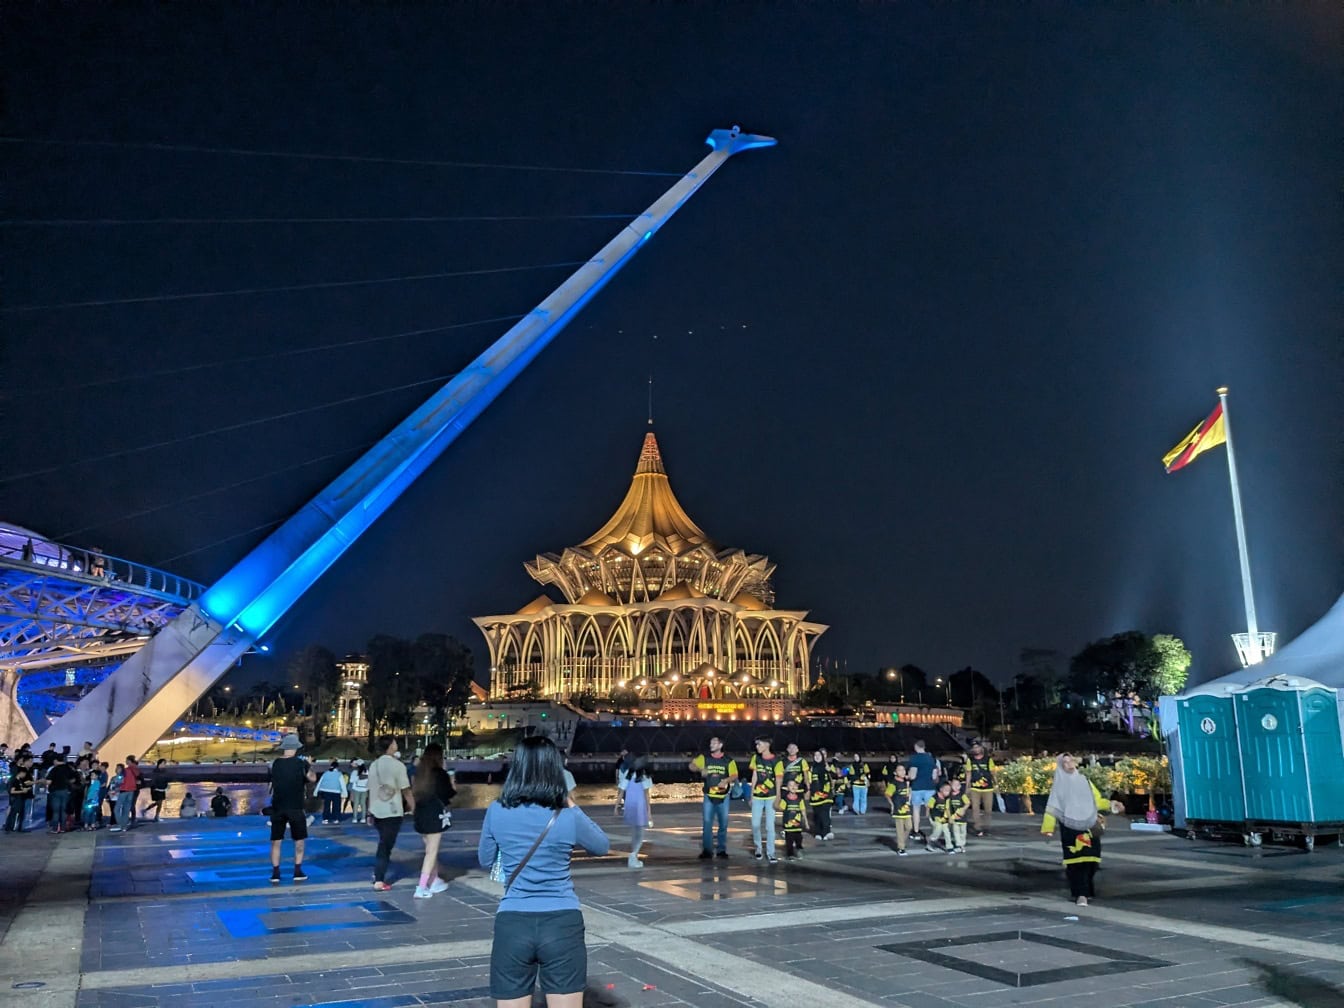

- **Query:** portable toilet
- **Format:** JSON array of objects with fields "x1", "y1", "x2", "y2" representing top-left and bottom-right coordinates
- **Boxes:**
[
  {"x1": 1176, "y1": 684, "x2": 1246, "y2": 825},
  {"x1": 1235, "y1": 676, "x2": 1344, "y2": 825}
]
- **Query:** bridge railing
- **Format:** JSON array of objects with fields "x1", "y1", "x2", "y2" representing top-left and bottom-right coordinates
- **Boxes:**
[{"x1": 0, "y1": 526, "x2": 205, "y2": 602}]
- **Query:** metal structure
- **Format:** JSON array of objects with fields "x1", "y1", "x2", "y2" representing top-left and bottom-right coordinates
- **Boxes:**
[
  {"x1": 31, "y1": 126, "x2": 776, "y2": 758},
  {"x1": 0, "y1": 524, "x2": 204, "y2": 743}
]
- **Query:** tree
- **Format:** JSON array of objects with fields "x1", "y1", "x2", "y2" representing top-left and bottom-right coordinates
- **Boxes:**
[
  {"x1": 413, "y1": 633, "x2": 474, "y2": 745},
  {"x1": 364, "y1": 634, "x2": 416, "y2": 746},
  {"x1": 948, "y1": 666, "x2": 999, "y2": 709},
  {"x1": 1068, "y1": 631, "x2": 1192, "y2": 731},
  {"x1": 289, "y1": 644, "x2": 340, "y2": 742}
]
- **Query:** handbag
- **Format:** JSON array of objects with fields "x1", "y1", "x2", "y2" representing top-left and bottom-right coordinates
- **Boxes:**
[{"x1": 492, "y1": 809, "x2": 561, "y2": 893}]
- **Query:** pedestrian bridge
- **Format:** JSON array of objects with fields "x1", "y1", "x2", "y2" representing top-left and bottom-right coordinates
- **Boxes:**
[{"x1": 0, "y1": 522, "x2": 204, "y2": 743}]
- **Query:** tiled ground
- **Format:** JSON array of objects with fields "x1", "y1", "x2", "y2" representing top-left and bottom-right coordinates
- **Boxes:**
[{"x1": 5, "y1": 798, "x2": 1344, "y2": 1007}]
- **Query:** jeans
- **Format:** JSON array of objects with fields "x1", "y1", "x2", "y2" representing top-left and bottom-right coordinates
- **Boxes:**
[
  {"x1": 852, "y1": 786, "x2": 869, "y2": 814},
  {"x1": 5, "y1": 797, "x2": 29, "y2": 831},
  {"x1": 372, "y1": 814, "x2": 403, "y2": 882},
  {"x1": 48, "y1": 790, "x2": 69, "y2": 831},
  {"x1": 82, "y1": 802, "x2": 99, "y2": 828},
  {"x1": 115, "y1": 791, "x2": 135, "y2": 828},
  {"x1": 351, "y1": 791, "x2": 368, "y2": 821},
  {"x1": 750, "y1": 797, "x2": 777, "y2": 856},
  {"x1": 701, "y1": 797, "x2": 729, "y2": 853},
  {"x1": 320, "y1": 792, "x2": 342, "y2": 821}
]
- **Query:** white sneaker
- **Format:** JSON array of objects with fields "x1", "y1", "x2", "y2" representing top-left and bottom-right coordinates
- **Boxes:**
[
  {"x1": 627, "y1": 855, "x2": 643, "y2": 869},
  {"x1": 430, "y1": 877, "x2": 449, "y2": 893},
  {"x1": 824, "y1": 832, "x2": 835, "y2": 840},
  {"x1": 413, "y1": 885, "x2": 433, "y2": 899}
]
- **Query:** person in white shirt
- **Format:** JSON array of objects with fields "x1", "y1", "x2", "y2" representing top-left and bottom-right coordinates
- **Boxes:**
[
  {"x1": 368, "y1": 737, "x2": 414, "y2": 891},
  {"x1": 349, "y1": 760, "x2": 369, "y2": 823}
]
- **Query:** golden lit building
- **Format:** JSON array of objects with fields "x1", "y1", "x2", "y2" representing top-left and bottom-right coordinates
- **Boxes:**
[{"x1": 474, "y1": 432, "x2": 827, "y2": 720}]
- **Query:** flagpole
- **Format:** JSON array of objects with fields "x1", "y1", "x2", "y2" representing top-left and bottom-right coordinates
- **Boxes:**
[{"x1": 1217, "y1": 386, "x2": 1261, "y2": 661}]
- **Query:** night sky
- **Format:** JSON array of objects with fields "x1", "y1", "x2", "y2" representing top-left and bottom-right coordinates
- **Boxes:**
[{"x1": 3, "y1": 5, "x2": 1341, "y2": 690}]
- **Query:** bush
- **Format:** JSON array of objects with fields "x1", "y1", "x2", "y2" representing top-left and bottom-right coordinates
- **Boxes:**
[
  {"x1": 995, "y1": 757, "x2": 1037, "y2": 793},
  {"x1": 1079, "y1": 762, "x2": 1116, "y2": 795},
  {"x1": 1114, "y1": 755, "x2": 1171, "y2": 793}
]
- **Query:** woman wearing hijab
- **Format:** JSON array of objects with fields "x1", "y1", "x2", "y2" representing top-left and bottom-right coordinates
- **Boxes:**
[{"x1": 1040, "y1": 753, "x2": 1111, "y2": 906}]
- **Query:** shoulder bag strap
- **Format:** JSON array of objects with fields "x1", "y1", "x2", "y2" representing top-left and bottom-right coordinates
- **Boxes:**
[{"x1": 505, "y1": 809, "x2": 561, "y2": 892}]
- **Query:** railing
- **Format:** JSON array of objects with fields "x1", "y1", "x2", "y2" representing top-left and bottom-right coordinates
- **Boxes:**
[{"x1": 0, "y1": 525, "x2": 205, "y2": 601}]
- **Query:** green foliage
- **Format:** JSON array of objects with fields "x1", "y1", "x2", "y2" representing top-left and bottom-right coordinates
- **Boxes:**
[
  {"x1": 1114, "y1": 755, "x2": 1171, "y2": 793},
  {"x1": 414, "y1": 632, "x2": 474, "y2": 744},
  {"x1": 1068, "y1": 631, "x2": 1192, "y2": 706},
  {"x1": 1079, "y1": 762, "x2": 1116, "y2": 795},
  {"x1": 289, "y1": 644, "x2": 340, "y2": 742}
]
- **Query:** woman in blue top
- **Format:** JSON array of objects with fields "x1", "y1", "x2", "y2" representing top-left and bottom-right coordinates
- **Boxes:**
[{"x1": 478, "y1": 737, "x2": 609, "y2": 1008}]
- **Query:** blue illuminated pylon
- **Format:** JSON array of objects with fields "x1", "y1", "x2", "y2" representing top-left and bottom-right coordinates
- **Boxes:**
[{"x1": 35, "y1": 126, "x2": 775, "y2": 757}]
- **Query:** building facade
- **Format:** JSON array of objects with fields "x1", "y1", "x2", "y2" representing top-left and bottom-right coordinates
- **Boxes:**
[{"x1": 474, "y1": 432, "x2": 827, "y2": 720}]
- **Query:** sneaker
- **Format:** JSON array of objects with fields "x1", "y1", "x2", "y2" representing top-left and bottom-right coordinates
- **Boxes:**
[
  {"x1": 372, "y1": 881, "x2": 391, "y2": 892},
  {"x1": 767, "y1": 855, "x2": 779, "y2": 864},
  {"x1": 430, "y1": 877, "x2": 449, "y2": 893},
  {"x1": 413, "y1": 885, "x2": 433, "y2": 899},
  {"x1": 953, "y1": 846, "x2": 965, "y2": 854},
  {"x1": 109, "y1": 827, "x2": 123, "y2": 833},
  {"x1": 698, "y1": 850, "x2": 713, "y2": 860},
  {"x1": 974, "y1": 830, "x2": 988, "y2": 837},
  {"x1": 716, "y1": 850, "x2": 729, "y2": 859},
  {"x1": 824, "y1": 832, "x2": 835, "y2": 841},
  {"x1": 270, "y1": 867, "x2": 281, "y2": 885},
  {"x1": 294, "y1": 867, "x2": 308, "y2": 881},
  {"x1": 897, "y1": 849, "x2": 908, "y2": 857},
  {"x1": 785, "y1": 854, "x2": 797, "y2": 861},
  {"x1": 814, "y1": 834, "x2": 824, "y2": 841},
  {"x1": 627, "y1": 855, "x2": 643, "y2": 870},
  {"x1": 754, "y1": 848, "x2": 763, "y2": 860},
  {"x1": 795, "y1": 850, "x2": 803, "y2": 860},
  {"x1": 1076, "y1": 896, "x2": 1089, "y2": 907}
]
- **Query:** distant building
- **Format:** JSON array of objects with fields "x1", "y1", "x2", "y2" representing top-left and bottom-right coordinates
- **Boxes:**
[
  {"x1": 332, "y1": 656, "x2": 368, "y2": 738},
  {"x1": 474, "y1": 432, "x2": 828, "y2": 720}
]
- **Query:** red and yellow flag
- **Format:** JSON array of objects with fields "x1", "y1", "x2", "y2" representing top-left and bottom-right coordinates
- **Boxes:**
[{"x1": 1162, "y1": 402, "x2": 1226, "y2": 473}]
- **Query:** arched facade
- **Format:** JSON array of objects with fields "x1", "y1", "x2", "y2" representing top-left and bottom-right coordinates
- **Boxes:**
[{"x1": 474, "y1": 432, "x2": 827, "y2": 719}]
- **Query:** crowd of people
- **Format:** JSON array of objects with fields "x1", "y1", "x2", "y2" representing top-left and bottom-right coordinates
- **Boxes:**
[{"x1": 1, "y1": 741, "x2": 180, "y2": 834}]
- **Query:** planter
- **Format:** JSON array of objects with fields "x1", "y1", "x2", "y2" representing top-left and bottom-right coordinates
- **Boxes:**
[{"x1": 1000, "y1": 793, "x2": 1039, "y2": 814}]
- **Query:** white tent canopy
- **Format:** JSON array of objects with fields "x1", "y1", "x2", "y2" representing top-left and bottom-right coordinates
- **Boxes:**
[{"x1": 1195, "y1": 591, "x2": 1344, "y2": 691}]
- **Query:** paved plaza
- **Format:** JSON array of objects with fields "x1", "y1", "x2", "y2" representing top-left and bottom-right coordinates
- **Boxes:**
[{"x1": 4, "y1": 802, "x2": 1344, "y2": 1008}]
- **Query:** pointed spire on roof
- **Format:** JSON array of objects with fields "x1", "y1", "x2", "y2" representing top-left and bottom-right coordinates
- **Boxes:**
[{"x1": 580, "y1": 430, "x2": 711, "y2": 556}]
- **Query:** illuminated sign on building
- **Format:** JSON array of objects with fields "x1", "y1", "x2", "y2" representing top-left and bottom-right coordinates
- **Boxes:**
[{"x1": 696, "y1": 702, "x2": 746, "y2": 714}]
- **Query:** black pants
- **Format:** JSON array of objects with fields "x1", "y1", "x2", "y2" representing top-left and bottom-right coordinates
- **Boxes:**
[
  {"x1": 1060, "y1": 826, "x2": 1100, "y2": 898},
  {"x1": 811, "y1": 803, "x2": 832, "y2": 836},
  {"x1": 785, "y1": 831, "x2": 804, "y2": 856},
  {"x1": 4, "y1": 797, "x2": 29, "y2": 831},
  {"x1": 372, "y1": 814, "x2": 403, "y2": 882}
]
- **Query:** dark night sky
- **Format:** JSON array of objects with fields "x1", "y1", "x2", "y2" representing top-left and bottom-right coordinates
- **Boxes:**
[{"x1": 3, "y1": 4, "x2": 1341, "y2": 689}]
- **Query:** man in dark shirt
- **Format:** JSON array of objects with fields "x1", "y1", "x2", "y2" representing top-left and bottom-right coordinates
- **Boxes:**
[
  {"x1": 5, "y1": 757, "x2": 35, "y2": 832},
  {"x1": 44, "y1": 756, "x2": 79, "y2": 834},
  {"x1": 146, "y1": 759, "x2": 171, "y2": 821},
  {"x1": 907, "y1": 739, "x2": 941, "y2": 840},
  {"x1": 268, "y1": 735, "x2": 316, "y2": 884}
]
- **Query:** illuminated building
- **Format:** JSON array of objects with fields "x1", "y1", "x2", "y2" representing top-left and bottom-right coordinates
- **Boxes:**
[{"x1": 474, "y1": 432, "x2": 827, "y2": 720}]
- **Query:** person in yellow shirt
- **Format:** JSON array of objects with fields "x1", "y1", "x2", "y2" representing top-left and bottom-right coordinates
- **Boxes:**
[
  {"x1": 961, "y1": 742, "x2": 999, "y2": 836},
  {"x1": 807, "y1": 748, "x2": 835, "y2": 841},
  {"x1": 1040, "y1": 753, "x2": 1111, "y2": 906},
  {"x1": 948, "y1": 778, "x2": 970, "y2": 853},
  {"x1": 689, "y1": 737, "x2": 739, "y2": 860},
  {"x1": 926, "y1": 782, "x2": 954, "y2": 853},
  {"x1": 747, "y1": 736, "x2": 784, "y2": 863},
  {"x1": 780, "y1": 780, "x2": 809, "y2": 860},
  {"x1": 884, "y1": 764, "x2": 913, "y2": 856}
]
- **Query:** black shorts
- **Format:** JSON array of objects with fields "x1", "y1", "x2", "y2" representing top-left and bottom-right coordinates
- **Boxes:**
[
  {"x1": 490, "y1": 909, "x2": 586, "y2": 999},
  {"x1": 269, "y1": 807, "x2": 308, "y2": 842},
  {"x1": 150, "y1": 789, "x2": 167, "y2": 802}
]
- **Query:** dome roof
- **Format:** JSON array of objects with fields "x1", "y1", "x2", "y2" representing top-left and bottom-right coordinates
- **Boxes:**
[
  {"x1": 577, "y1": 587, "x2": 617, "y2": 606},
  {"x1": 731, "y1": 590, "x2": 768, "y2": 611},
  {"x1": 516, "y1": 594, "x2": 555, "y2": 615},
  {"x1": 659, "y1": 581, "x2": 706, "y2": 601},
  {"x1": 579, "y1": 432, "x2": 712, "y2": 557}
]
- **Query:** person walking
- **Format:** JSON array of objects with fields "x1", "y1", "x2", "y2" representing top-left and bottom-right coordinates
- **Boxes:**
[
  {"x1": 907, "y1": 740, "x2": 940, "y2": 840},
  {"x1": 621, "y1": 756, "x2": 652, "y2": 869},
  {"x1": 368, "y1": 735, "x2": 414, "y2": 891},
  {"x1": 1041, "y1": 753, "x2": 1111, "y2": 906},
  {"x1": 885, "y1": 763, "x2": 913, "y2": 855},
  {"x1": 780, "y1": 780, "x2": 809, "y2": 861},
  {"x1": 962, "y1": 742, "x2": 999, "y2": 836},
  {"x1": 145, "y1": 759, "x2": 170, "y2": 821},
  {"x1": 807, "y1": 749, "x2": 835, "y2": 840},
  {"x1": 850, "y1": 754, "x2": 872, "y2": 815},
  {"x1": 267, "y1": 735, "x2": 316, "y2": 883},
  {"x1": 411, "y1": 743, "x2": 457, "y2": 898},
  {"x1": 689, "y1": 737, "x2": 738, "y2": 860},
  {"x1": 478, "y1": 736, "x2": 609, "y2": 1008},
  {"x1": 316, "y1": 761, "x2": 345, "y2": 824},
  {"x1": 747, "y1": 736, "x2": 783, "y2": 863}
]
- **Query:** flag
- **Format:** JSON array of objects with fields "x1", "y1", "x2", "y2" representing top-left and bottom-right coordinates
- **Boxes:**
[{"x1": 1162, "y1": 402, "x2": 1226, "y2": 473}]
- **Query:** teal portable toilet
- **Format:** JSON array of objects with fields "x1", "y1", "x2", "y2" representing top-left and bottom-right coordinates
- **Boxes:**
[
  {"x1": 1177, "y1": 686, "x2": 1245, "y2": 824},
  {"x1": 1235, "y1": 677, "x2": 1344, "y2": 824}
]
